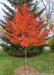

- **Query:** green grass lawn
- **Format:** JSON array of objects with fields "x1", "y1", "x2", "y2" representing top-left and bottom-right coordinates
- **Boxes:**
[{"x1": 0, "y1": 50, "x2": 54, "y2": 75}]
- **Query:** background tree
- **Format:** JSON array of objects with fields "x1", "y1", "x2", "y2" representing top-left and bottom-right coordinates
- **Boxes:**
[
  {"x1": 0, "y1": 0, "x2": 45, "y2": 56},
  {"x1": 39, "y1": 0, "x2": 54, "y2": 25},
  {"x1": 49, "y1": 35, "x2": 54, "y2": 51},
  {"x1": 0, "y1": 27, "x2": 4, "y2": 33},
  {"x1": 3, "y1": 4, "x2": 50, "y2": 73}
]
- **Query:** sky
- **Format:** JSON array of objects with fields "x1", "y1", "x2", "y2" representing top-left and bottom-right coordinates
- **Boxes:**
[
  {"x1": 0, "y1": 0, "x2": 14, "y2": 20},
  {"x1": 0, "y1": 0, "x2": 9, "y2": 20}
]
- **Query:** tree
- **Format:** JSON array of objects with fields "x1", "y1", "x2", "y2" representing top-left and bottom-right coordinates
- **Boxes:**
[
  {"x1": 39, "y1": 0, "x2": 54, "y2": 25},
  {"x1": 0, "y1": 28, "x2": 4, "y2": 33},
  {"x1": 3, "y1": 4, "x2": 51, "y2": 73},
  {"x1": 0, "y1": 0, "x2": 45, "y2": 56}
]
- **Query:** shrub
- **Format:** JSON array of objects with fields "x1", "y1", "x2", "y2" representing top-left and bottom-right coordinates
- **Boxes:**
[
  {"x1": 49, "y1": 35, "x2": 54, "y2": 50},
  {"x1": 1, "y1": 43, "x2": 44, "y2": 57},
  {"x1": 6, "y1": 46, "x2": 44, "y2": 57}
]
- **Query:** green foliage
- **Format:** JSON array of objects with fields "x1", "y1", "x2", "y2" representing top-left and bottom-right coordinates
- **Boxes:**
[
  {"x1": 34, "y1": 8, "x2": 45, "y2": 18},
  {"x1": 0, "y1": 2, "x2": 15, "y2": 14},
  {"x1": 42, "y1": 49, "x2": 50, "y2": 55},
  {"x1": 49, "y1": 35, "x2": 54, "y2": 50},
  {"x1": 0, "y1": 23, "x2": 5, "y2": 28},
  {"x1": 7, "y1": 0, "x2": 18, "y2": 6},
  {"x1": 0, "y1": 50, "x2": 7, "y2": 57}
]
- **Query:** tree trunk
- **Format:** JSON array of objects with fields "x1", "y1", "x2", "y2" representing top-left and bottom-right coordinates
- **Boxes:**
[{"x1": 25, "y1": 47, "x2": 27, "y2": 73}]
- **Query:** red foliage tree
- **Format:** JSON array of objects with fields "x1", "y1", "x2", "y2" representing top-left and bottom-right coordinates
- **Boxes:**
[{"x1": 3, "y1": 4, "x2": 51, "y2": 72}]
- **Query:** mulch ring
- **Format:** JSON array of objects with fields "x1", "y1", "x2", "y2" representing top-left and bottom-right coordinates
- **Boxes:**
[{"x1": 14, "y1": 66, "x2": 39, "y2": 75}]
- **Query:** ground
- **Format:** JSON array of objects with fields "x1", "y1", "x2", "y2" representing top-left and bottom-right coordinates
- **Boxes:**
[
  {"x1": 14, "y1": 66, "x2": 39, "y2": 75},
  {"x1": 0, "y1": 50, "x2": 54, "y2": 75}
]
